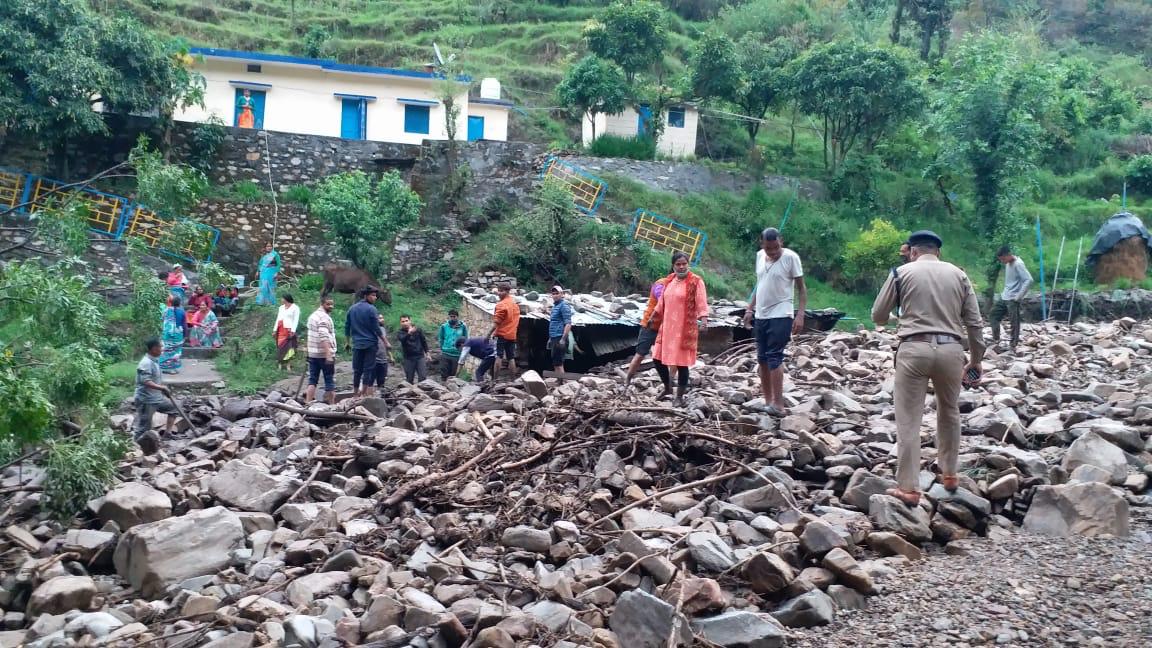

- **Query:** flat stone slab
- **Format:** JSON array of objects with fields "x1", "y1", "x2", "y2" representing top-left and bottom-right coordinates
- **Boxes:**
[{"x1": 165, "y1": 359, "x2": 224, "y2": 388}]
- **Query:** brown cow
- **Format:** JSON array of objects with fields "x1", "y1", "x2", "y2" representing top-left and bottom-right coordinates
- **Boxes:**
[{"x1": 321, "y1": 264, "x2": 392, "y2": 305}]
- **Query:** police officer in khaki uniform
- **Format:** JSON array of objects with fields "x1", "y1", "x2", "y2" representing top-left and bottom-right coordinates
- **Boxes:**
[{"x1": 871, "y1": 230, "x2": 986, "y2": 506}]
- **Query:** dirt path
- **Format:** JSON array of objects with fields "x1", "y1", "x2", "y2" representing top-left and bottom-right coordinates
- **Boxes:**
[{"x1": 791, "y1": 510, "x2": 1152, "y2": 647}]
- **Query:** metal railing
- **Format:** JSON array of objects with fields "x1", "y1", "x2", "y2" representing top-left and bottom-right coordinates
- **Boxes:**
[
  {"x1": 0, "y1": 167, "x2": 220, "y2": 264},
  {"x1": 540, "y1": 156, "x2": 608, "y2": 215},
  {"x1": 630, "y1": 209, "x2": 707, "y2": 266}
]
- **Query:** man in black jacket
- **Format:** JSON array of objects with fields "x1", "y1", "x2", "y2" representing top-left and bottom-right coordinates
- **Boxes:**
[{"x1": 397, "y1": 314, "x2": 430, "y2": 383}]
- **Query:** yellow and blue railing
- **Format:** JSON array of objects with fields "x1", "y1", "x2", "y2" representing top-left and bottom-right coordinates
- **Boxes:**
[
  {"x1": 540, "y1": 156, "x2": 608, "y2": 215},
  {"x1": 0, "y1": 168, "x2": 220, "y2": 264},
  {"x1": 630, "y1": 209, "x2": 707, "y2": 266}
]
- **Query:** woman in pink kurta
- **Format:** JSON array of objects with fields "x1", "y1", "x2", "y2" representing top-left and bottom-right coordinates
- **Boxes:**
[{"x1": 652, "y1": 251, "x2": 709, "y2": 406}]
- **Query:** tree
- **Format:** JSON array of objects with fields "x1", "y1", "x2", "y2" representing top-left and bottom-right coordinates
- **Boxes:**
[
  {"x1": 929, "y1": 32, "x2": 1060, "y2": 299},
  {"x1": 583, "y1": 0, "x2": 670, "y2": 84},
  {"x1": 556, "y1": 56, "x2": 629, "y2": 141},
  {"x1": 0, "y1": 0, "x2": 202, "y2": 148},
  {"x1": 692, "y1": 31, "x2": 800, "y2": 143},
  {"x1": 786, "y1": 42, "x2": 923, "y2": 171},
  {"x1": 300, "y1": 25, "x2": 333, "y2": 59},
  {"x1": 890, "y1": 0, "x2": 957, "y2": 61},
  {"x1": 311, "y1": 170, "x2": 423, "y2": 279}
]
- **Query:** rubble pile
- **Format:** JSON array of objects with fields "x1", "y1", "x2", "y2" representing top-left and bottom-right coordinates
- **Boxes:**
[{"x1": 2, "y1": 320, "x2": 1151, "y2": 648}]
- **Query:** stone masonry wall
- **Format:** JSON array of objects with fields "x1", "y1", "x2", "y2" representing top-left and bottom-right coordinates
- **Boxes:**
[
  {"x1": 562, "y1": 155, "x2": 828, "y2": 200},
  {"x1": 191, "y1": 200, "x2": 340, "y2": 279}
]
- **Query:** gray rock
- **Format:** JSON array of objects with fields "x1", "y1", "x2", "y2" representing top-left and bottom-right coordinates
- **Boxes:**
[
  {"x1": 925, "y1": 484, "x2": 991, "y2": 517},
  {"x1": 114, "y1": 506, "x2": 245, "y2": 598},
  {"x1": 686, "y1": 532, "x2": 738, "y2": 572},
  {"x1": 200, "y1": 632, "x2": 255, "y2": 648},
  {"x1": 209, "y1": 459, "x2": 302, "y2": 513},
  {"x1": 986, "y1": 474, "x2": 1020, "y2": 500},
  {"x1": 287, "y1": 571, "x2": 351, "y2": 607},
  {"x1": 500, "y1": 526, "x2": 552, "y2": 553},
  {"x1": 96, "y1": 482, "x2": 172, "y2": 530},
  {"x1": 821, "y1": 548, "x2": 874, "y2": 594},
  {"x1": 743, "y1": 552, "x2": 794, "y2": 595},
  {"x1": 866, "y1": 532, "x2": 922, "y2": 561},
  {"x1": 841, "y1": 470, "x2": 897, "y2": 512},
  {"x1": 283, "y1": 615, "x2": 335, "y2": 648},
  {"x1": 826, "y1": 585, "x2": 868, "y2": 611},
  {"x1": 1069, "y1": 464, "x2": 1115, "y2": 484},
  {"x1": 520, "y1": 370, "x2": 548, "y2": 399},
  {"x1": 610, "y1": 590, "x2": 690, "y2": 648},
  {"x1": 1071, "y1": 419, "x2": 1144, "y2": 453},
  {"x1": 617, "y1": 531, "x2": 676, "y2": 584},
  {"x1": 728, "y1": 484, "x2": 796, "y2": 512},
  {"x1": 1061, "y1": 431, "x2": 1128, "y2": 484},
  {"x1": 524, "y1": 600, "x2": 576, "y2": 633},
  {"x1": 27, "y1": 576, "x2": 96, "y2": 616},
  {"x1": 771, "y1": 590, "x2": 836, "y2": 628},
  {"x1": 690, "y1": 611, "x2": 787, "y2": 648},
  {"x1": 1023, "y1": 482, "x2": 1130, "y2": 537},
  {"x1": 594, "y1": 450, "x2": 623, "y2": 480},
  {"x1": 63, "y1": 612, "x2": 123, "y2": 638},
  {"x1": 359, "y1": 596, "x2": 404, "y2": 635},
  {"x1": 799, "y1": 520, "x2": 848, "y2": 557},
  {"x1": 622, "y1": 508, "x2": 678, "y2": 530},
  {"x1": 867, "y1": 495, "x2": 931, "y2": 543}
]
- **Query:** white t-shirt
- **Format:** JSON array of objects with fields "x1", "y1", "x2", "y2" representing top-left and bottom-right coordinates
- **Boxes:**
[{"x1": 754, "y1": 248, "x2": 804, "y2": 319}]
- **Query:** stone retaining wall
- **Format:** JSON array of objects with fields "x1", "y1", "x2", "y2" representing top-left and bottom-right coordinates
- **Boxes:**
[{"x1": 561, "y1": 155, "x2": 828, "y2": 200}]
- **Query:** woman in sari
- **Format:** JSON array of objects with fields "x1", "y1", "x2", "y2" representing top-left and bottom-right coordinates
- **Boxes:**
[
  {"x1": 166, "y1": 264, "x2": 186, "y2": 303},
  {"x1": 256, "y1": 243, "x2": 281, "y2": 306},
  {"x1": 237, "y1": 89, "x2": 256, "y2": 129},
  {"x1": 652, "y1": 251, "x2": 709, "y2": 407},
  {"x1": 159, "y1": 297, "x2": 187, "y2": 374},
  {"x1": 189, "y1": 302, "x2": 224, "y2": 348},
  {"x1": 274, "y1": 293, "x2": 300, "y2": 371}
]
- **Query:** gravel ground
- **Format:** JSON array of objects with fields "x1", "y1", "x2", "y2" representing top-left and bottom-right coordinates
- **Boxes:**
[{"x1": 790, "y1": 509, "x2": 1152, "y2": 647}]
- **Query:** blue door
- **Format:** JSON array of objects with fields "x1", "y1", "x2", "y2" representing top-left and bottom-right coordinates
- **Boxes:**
[
  {"x1": 340, "y1": 99, "x2": 365, "y2": 139},
  {"x1": 637, "y1": 104, "x2": 652, "y2": 137},
  {"x1": 233, "y1": 88, "x2": 266, "y2": 129},
  {"x1": 467, "y1": 115, "x2": 485, "y2": 141}
]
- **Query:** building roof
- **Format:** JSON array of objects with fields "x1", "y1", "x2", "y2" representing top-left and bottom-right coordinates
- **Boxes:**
[
  {"x1": 470, "y1": 97, "x2": 515, "y2": 108},
  {"x1": 190, "y1": 47, "x2": 471, "y2": 82}
]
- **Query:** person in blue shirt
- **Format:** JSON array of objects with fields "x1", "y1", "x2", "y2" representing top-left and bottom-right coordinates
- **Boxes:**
[
  {"x1": 455, "y1": 336, "x2": 497, "y2": 382},
  {"x1": 548, "y1": 285, "x2": 574, "y2": 374},
  {"x1": 344, "y1": 286, "x2": 387, "y2": 397}
]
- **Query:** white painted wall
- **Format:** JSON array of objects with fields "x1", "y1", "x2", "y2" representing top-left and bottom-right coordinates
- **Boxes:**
[
  {"x1": 580, "y1": 105, "x2": 698, "y2": 158},
  {"x1": 468, "y1": 103, "x2": 510, "y2": 141},
  {"x1": 175, "y1": 57, "x2": 509, "y2": 145}
]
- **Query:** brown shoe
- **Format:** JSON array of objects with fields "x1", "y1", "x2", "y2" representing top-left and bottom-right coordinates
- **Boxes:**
[{"x1": 941, "y1": 475, "x2": 959, "y2": 492}]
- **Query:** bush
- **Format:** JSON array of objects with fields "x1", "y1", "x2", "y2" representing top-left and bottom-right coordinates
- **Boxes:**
[
  {"x1": 219, "y1": 181, "x2": 270, "y2": 203},
  {"x1": 186, "y1": 116, "x2": 227, "y2": 171},
  {"x1": 296, "y1": 273, "x2": 323, "y2": 292},
  {"x1": 844, "y1": 219, "x2": 909, "y2": 292},
  {"x1": 588, "y1": 134, "x2": 656, "y2": 160},
  {"x1": 1126, "y1": 155, "x2": 1152, "y2": 196},
  {"x1": 311, "y1": 170, "x2": 423, "y2": 279},
  {"x1": 782, "y1": 207, "x2": 851, "y2": 284},
  {"x1": 283, "y1": 184, "x2": 314, "y2": 206},
  {"x1": 1063, "y1": 160, "x2": 1126, "y2": 199}
]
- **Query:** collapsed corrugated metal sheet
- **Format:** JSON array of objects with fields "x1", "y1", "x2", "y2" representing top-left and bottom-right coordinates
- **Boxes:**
[{"x1": 454, "y1": 289, "x2": 745, "y2": 329}]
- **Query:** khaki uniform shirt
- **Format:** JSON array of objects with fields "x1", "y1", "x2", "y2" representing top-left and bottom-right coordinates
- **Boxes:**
[{"x1": 871, "y1": 255, "x2": 987, "y2": 358}]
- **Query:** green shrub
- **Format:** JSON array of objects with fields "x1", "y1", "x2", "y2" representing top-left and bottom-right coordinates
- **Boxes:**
[
  {"x1": 1063, "y1": 160, "x2": 1127, "y2": 199},
  {"x1": 185, "y1": 116, "x2": 228, "y2": 172},
  {"x1": 844, "y1": 219, "x2": 909, "y2": 292},
  {"x1": 283, "y1": 185, "x2": 314, "y2": 206},
  {"x1": 311, "y1": 170, "x2": 423, "y2": 280},
  {"x1": 782, "y1": 207, "x2": 851, "y2": 284},
  {"x1": 296, "y1": 273, "x2": 324, "y2": 292},
  {"x1": 224, "y1": 181, "x2": 270, "y2": 203},
  {"x1": 587, "y1": 134, "x2": 656, "y2": 160},
  {"x1": 1126, "y1": 155, "x2": 1152, "y2": 196}
]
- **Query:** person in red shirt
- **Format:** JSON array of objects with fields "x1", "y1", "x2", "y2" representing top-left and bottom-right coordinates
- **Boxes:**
[
  {"x1": 624, "y1": 271, "x2": 673, "y2": 397},
  {"x1": 187, "y1": 285, "x2": 213, "y2": 312}
]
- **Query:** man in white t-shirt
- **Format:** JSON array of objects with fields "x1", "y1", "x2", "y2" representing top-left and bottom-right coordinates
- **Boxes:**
[{"x1": 742, "y1": 228, "x2": 807, "y2": 416}]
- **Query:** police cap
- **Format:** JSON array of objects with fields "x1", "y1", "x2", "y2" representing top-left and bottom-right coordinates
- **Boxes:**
[{"x1": 907, "y1": 230, "x2": 943, "y2": 249}]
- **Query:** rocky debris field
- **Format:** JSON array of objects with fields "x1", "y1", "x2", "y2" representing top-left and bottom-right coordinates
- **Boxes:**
[{"x1": 2, "y1": 320, "x2": 1152, "y2": 648}]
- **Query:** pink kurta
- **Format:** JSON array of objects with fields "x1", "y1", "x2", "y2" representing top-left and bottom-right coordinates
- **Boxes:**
[{"x1": 652, "y1": 275, "x2": 709, "y2": 368}]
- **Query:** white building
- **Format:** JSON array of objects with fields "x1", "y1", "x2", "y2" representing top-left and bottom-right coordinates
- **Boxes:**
[
  {"x1": 175, "y1": 48, "x2": 512, "y2": 144},
  {"x1": 582, "y1": 104, "x2": 699, "y2": 158}
]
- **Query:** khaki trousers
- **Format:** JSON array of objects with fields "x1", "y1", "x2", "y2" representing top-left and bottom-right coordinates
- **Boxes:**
[{"x1": 894, "y1": 341, "x2": 965, "y2": 491}]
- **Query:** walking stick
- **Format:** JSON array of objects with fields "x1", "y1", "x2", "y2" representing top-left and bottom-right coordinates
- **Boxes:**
[
  {"x1": 165, "y1": 392, "x2": 199, "y2": 437},
  {"x1": 293, "y1": 366, "x2": 308, "y2": 399}
]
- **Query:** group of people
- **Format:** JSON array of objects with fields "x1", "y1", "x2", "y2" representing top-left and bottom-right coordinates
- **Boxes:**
[{"x1": 158, "y1": 265, "x2": 239, "y2": 374}]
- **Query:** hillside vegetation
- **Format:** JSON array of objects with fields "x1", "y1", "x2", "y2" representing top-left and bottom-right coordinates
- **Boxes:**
[{"x1": 83, "y1": 0, "x2": 1152, "y2": 312}]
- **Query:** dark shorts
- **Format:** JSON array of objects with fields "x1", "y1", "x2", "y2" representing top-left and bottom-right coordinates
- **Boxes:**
[
  {"x1": 634, "y1": 327, "x2": 658, "y2": 357},
  {"x1": 351, "y1": 346, "x2": 377, "y2": 389},
  {"x1": 307, "y1": 356, "x2": 336, "y2": 391},
  {"x1": 134, "y1": 399, "x2": 177, "y2": 435},
  {"x1": 375, "y1": 361, "x2": 389, "y2": 387},
  {"x1": 549, "y1": 336, "x2": 567, "y2": 367},
  {"x1": 755, "y1": 317, "x2": 793, "y2": 369},
  {"x1": 496, "y1": 338, "x2": 517, "y2": 361}
]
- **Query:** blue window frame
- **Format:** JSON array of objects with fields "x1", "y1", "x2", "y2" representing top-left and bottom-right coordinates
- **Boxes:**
[
  {"x1": 668, "y1": 107, "x2": 685, "y2": 128},
  {"x1": 404, "y1": 105, "x2": 430, "y2": 134}
]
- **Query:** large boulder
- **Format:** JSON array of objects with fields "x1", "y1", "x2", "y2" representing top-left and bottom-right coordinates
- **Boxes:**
[
  {"x1": 771, "y1": 590, "x2": 836, "y2": 628},
  {"x1": 867, "y1": 495, "x2": 931, "y2": 544},
  {"x1": 208, "y1": 459, "x2": 302, "y2": 513},
  {"x1": 95, "y1": 482, "x2": 172, "y2": 530},
  {"x1": 841, "y1": 469, "x2": 896, "y2": 513},
  {"x1": 690, "y1": 611, "x2": 787, "y2": 648},
  {"x1": 114, "y1": 507, "x2": 245, "y2": 597},
  {"x1": 610, "y1": 590, "x2": 691, "y2": 648},
  {"x1": 1022, "y1": 483, "x2": 1130, "y2": 538},
  {"x1": 27, "y1": 576, "x2": 97, "y2": 616},
  {"x1": 1061, "y1": 432, "x2": 1128, "y2": 485}
]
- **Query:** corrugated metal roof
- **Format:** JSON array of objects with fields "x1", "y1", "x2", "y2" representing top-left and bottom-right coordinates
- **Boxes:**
[{"x1": 455, "y1": 289, "x2": 745, "y2": 329}]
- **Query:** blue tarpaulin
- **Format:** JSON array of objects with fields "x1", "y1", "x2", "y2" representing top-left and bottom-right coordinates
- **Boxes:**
[{"x1": 1086, "y1": 212, "x2": 1152, "y2": 268}]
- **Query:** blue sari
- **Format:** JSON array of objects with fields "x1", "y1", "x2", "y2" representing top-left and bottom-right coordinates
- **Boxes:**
[
  {"x1": 256, "y1": 250, "x2": 281, "y2": 305},
  {"x1": 159, "y1": 306, "x2": 185, "y2": 373}
]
